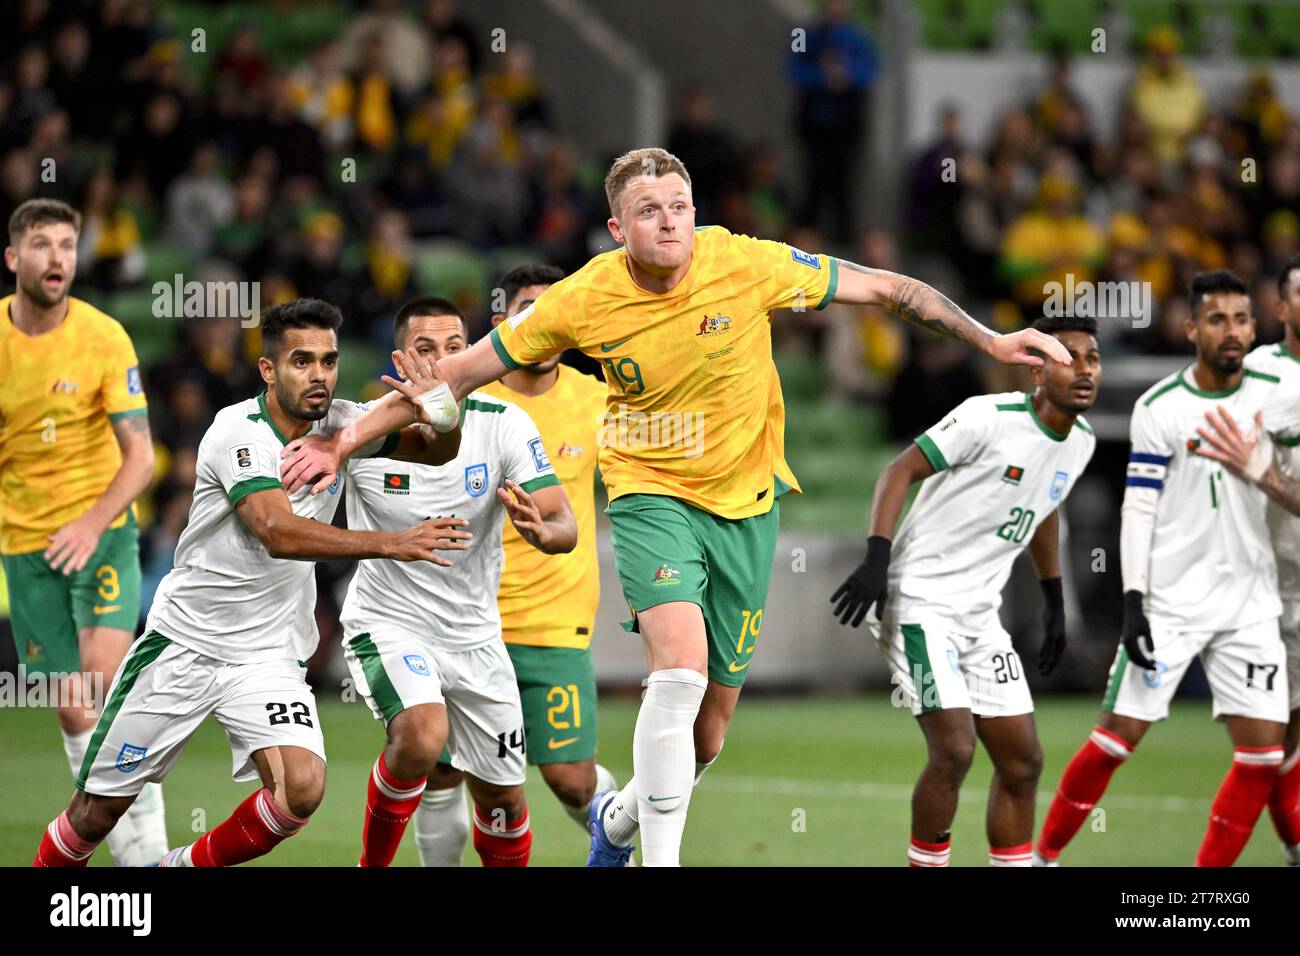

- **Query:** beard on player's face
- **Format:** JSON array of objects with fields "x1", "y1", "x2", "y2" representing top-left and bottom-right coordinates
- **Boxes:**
[
  {"x1": 18, "y1": 265, "x2": 70, "y2": 308},
  {"x1": 275, "y1": 373, "x2": 333, "y2": 421}
]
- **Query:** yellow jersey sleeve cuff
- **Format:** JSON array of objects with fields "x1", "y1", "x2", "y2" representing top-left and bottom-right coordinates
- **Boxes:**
[
  {"x1": 815, "y1": 257, "x2": 838, "y2": 311},
  {"x1": 490, "y1": 326, "x2": 525, "y2": 371}
]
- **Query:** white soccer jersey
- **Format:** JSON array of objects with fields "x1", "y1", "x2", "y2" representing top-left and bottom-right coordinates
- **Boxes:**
[
  {"x1": 1125, "y1": 363, "x2": 1300, "y2": 630},
  {"x1": 146, "y1": 393, "x2": 391, "y2": 664},
  {"x1": 341, "y1": 391, "x2": 560, "y2": 650},
  {"x1": 890, "y1": 390, "x2": 1096, "y2": 624},
  {"x1": 1246, "y1": 343, "x2": 1300, "y2": 600}
]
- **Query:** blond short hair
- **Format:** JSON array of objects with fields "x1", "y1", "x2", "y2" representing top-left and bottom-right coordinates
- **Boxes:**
[{"x1": 603, "y1": 147, "x2": 692, "y2": 218}]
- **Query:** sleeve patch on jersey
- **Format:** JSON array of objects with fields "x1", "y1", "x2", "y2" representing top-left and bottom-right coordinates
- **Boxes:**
[
  {"x1": 1125, "y1": 476, "x2": 1164, "y2": 490},
  {"x1": 790, "y1": 247, "x2": 821, "y2": 269},
  {"x1": 1126, "y1": 452, "x2": 1168, "y2": 489},
  {"x1": 229, "y1": 444, "x2": 259, "y2": 475},
  {"x1": 1128, "y1": 452, "x2": 1171, "y2": 466},
  {"x1": 508, "y1": 302, "x2": 534, "y2": 331},
  {"x1": 126, "y1": 366, "x2": 142, "y2": 395},
  {"x1": 528, "y1": 436, "x2": 553, "y2": 473}
]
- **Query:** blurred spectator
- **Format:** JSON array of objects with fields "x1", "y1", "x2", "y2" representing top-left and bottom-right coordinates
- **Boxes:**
[
  {"x1": 450, "y1": 95, "x2": 527, "y2": 246},
  {"x1": 789, "y1": 0, "x2": 877, "y2": 242},
  {"x1": 285, "y1": 211, "x2": 354, "y2": 315},
  {"x1": 165, "y1": 142, "x2": 236, "y2": 257},
  {"x1": 115, "y1": 89, "x2": 194, "y2": 199},
  {"x1": 289, "y1": 42, "x2": 355, "y2": 152},
  {"x1": 484, "y1": 42, "x2": 550, "y2": 133},
  {"x1": 422, "y1": 0, "x2": 481, "y2": 75},
  {"x1": 48, "y1": 20, "x2": 98, "y2": 135},
  {"x1": 10, "y1": 45, "x2": 57, "y2": 137},
  {"x1": 667, "y1": 86, "x2": 741, "y2": 224},
  {"x1": 0, "y1": 146, "x2": 36, "y2": 227},
  {"x1": 214, "y1": 23, "x2": 270, "y2": 99},
  {"x1": 527, "y1": 139, "x2": 593, "y2": 271},
  {"x1": 1130, "y1": 27, "x2": 1205, "y2": 172},
  {"x1": 339, "y1": 0, "x2": 433, "y2": 95},
  {"x1": 999, "y1": 171, "x2": 1105, "y2": 310},
  {"x1": 353, "y1": 209, "x2": 417, "y2": 334},
  {"x1": 907, "y1": 103, "x2": 965, "y2": 261},
  {"x1": 255, "y1": 74, "x2": 327, "y2": 185},
  {"x1": 350, "y1": 33, "x2": 400, "y2": 153},
  {"x1": 78, "y1": 167, "x2": 145, "y2": 290},
  {"x1": 213, "y1": 171, "x2": 274, "y2": 277}
]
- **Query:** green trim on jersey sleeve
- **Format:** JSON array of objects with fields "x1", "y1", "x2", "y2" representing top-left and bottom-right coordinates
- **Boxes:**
[
  {"x1": 1142, "y1": 377, "x2": 1182, "y2": 407},
  {"x1": 107, "y1": 407, "x2": 149, "y2": 421},
  {"x1": 815, "y1": 257, "x2": 839, "y2": 310},
  {"x1": 364, "y1": 431, "x2": 401, "y2": 459},
  {"x1": 1075, "y1": 416, "x2": 1094, "y2": 435},
  {"x1": 914, "y1": 434, "x2": 948, "y2": 472},
  {"x1": 1277, "y1": 433, "x2": 1300, "y2": 447},
  {"x1": 228, "y1": 476, "x2": 283, "y2": 505},
  {"x1": 489, "y1": 326, "x2": 525, "y2": 371},
  {"x1": 464, "y1": 397, "x2": 506, "y2": 414},
  {"x1": 995, "y1": 400, "x2": 1026, "y2": 411},
  {"x1": 519, "y1": 473, "x2": 561, "y2": 494}
]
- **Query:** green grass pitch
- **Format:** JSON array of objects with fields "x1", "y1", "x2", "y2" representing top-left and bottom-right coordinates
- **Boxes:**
[{"x1": 0, "y1": 694, "x2": 1288, "y2": 866}]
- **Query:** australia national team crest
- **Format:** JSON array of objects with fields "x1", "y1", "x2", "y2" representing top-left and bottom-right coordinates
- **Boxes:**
[
  {"x1": 465, "y1": 463, "x2": 489, "y2": 497},
  {"x1": 115, "y1": 743, "x2": 147, "y2": 773},
  {"x1": 1049, "y1": 470, "x2": 1069, "y2": 501},
  {"x1": 403, "y1": 654, "x2": 430, "y2": 676}
]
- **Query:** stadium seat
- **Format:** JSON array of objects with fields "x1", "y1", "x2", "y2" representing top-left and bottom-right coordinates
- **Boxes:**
[
  {"x1": 413, "y1": 242, "x2": 491, "y2": 309},
  {"x1": 1124, "y1": 1, "x2": 1208, "y2": 56},
  {"x1": 1232, "y1": 2, "x2": 1300, "y2": 59},
  {"x1": 914, "y1": 0, "x2": 1006, "y2": 50},
  {"x1": 107, "y1": 288, "x2": 178, "y2": 369},
  {"x1": 1025, "y1": 0, "x2": 1106, "y2": 54}
]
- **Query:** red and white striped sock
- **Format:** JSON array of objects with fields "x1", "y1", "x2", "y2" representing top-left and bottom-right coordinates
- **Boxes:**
[
  {"x1": 989, "y1": 841, "x2": 1033, "y2": 867},
  {"x1": 1036, "y1": 726, "x2": 1132, "y2": 863},
  {"x1": 189, "y1": 788, "x2": 307, "y2": 867},
  {"x1": 33, "y1": 811, "x2": 98, "y2": 868},
  {"x1": 908, "y1": 835, "x2": 951, "y2": 867},
  {"x1": 1196, "y1": 746, "x2": 1284, "y2": 867},
  {"x1": 1268, "y1": 749, "x2": 1300, "y2": 856},
  {"x1": 360, "y1": 753, "x2": 428, "y2": 867},
  {"x1": 472, "y1": 804, "x2": 531, "y2": 867}
]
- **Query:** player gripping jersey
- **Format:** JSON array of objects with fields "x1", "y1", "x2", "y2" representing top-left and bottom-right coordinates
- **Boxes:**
[
  {"x1": 833, "y1": 315, "x2": 1099, "y2": 867},
  {"x1": 1038, "y1": 270, "x2": 1300, "y2": 867},
  {"x1": 277, "y1": 147, "x2": 1074, "y2": 867},
  {"x1": 34, "y1": 299, "x2": 464, "y2": 868}
]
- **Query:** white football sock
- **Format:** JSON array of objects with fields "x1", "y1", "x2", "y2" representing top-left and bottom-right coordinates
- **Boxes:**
[
  {"x1": 414, "y1": 784, "x2": 469, "y2": 866},
  {"x1": 632, "y1": 669, "x2": 707, "y2": 867},
  {"x1": 603, "y1": 747, "x2": 721, "y2": 847}
]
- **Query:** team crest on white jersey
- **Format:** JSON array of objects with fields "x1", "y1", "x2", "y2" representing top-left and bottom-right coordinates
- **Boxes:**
[
  {"x1": 465, "y1": 463, "x2": 489, "y2": 497},
  {"x1": 403, "y1": 654, "x2": 430, "y2": 676},
  {"x1": 1049, "y1": 470, "x2": 1069, "y2": 501}
]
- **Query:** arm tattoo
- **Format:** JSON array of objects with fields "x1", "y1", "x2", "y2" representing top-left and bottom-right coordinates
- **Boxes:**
[
  {"x1": 834, "y1": 259, "x2": 990, "y2": 347},
  {"x1": 1260, "y1": 467, "x2": 1300, "y2": 518},
  {"x1": 112, "y1": 413, "x2": 153, "y2": 443}
]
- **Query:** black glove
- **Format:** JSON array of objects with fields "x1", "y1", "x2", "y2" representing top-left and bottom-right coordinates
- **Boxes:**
[
  {"x1": 1038, "y1": 577, "x2": 1066, "y2": 676},
  {"x1": 831, "y1": 536, "x2": 891, "y2": 627},
  {"x1": 1120, "y1": 589, "x2": 1157, "y2": 671}
]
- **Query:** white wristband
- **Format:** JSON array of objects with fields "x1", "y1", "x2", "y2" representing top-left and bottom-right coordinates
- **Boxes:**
[
  {"x1": 1245, "y1": 432, "x2": 1273, "y2": 482},
  {"x1": 418, "y1": 381, "x2": 460, "y2": 433}
]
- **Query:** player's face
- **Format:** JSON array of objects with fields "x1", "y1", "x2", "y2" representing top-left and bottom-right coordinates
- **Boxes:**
[
  {"x1": 266, "y1": 327, "x2": 339, "y2": 422},
  {"x1": 1277, "y1": 270, "x2": 1300, "y2": 339},
  {"x1": 1188, "y1": 291, "x2": 1254, "y2": 374},
  {"x1": 1034, "y1": 329, "x2": 1100, "y2": 414},
  {"x1": 5, "y1": 221, "x2": 78, "y2": 308},
  {"x1": 403, "y1": 313, "x2": 466, "y2": 363},
  {"x1": 506, "y1": 283, "x2": 560, "y2": 374},
  {"x1": 609, "y1": 174, "x2": 695, "y2": 273}
]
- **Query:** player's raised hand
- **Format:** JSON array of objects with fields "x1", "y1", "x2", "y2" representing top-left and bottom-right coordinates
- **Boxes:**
[
  {"x1": 382, "y1": 347, "x2": 459, "y2": 431},
  {"x1": 987, "y1": 327, "x2": 1073, "y2": 368},
  {"x1": 280, "y1": 432, "x2": 342, "y2": 495},
  {"x1": 831, "y1": 536, "x2": 891, "y2": 627},
  {"x1": 385, "y1": 517, "x2": 472, "y2": 565},
  {"x1": 1196, "y1": 407, "x2": 1272, "y2": 482},
  {"x1": 1120, "y1": 589, "x2": 1157, "y2": 671},
  {"x1": 498, "y1": 479, "x2": 547, "y2": 549},
  {"x1": 1038, "y1": 577, "x2": 1066, "y2": 676},
  {"x1": 44, "y1": 514, "x2": 105, "y2": 575}
]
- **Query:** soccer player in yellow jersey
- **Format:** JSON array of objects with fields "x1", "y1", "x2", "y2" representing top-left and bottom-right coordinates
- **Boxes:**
[
  {"x1": 1, "y1": 199, "x2": 168, "y2": 865},
  {"x1": 280, "y1": 147, "x2": 1072, "y2": 866}
]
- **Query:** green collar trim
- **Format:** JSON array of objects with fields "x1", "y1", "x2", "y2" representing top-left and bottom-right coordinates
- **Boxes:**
[
  {"x1": 1178, "y1": 368, "x2": 1242, "y2": 400},
  {"x1": 1025, "y1": 392, "x2": 1067, "y2": 442},
  {"x1": 247, "y1": 392, "x2": 291, "y2": 446}
]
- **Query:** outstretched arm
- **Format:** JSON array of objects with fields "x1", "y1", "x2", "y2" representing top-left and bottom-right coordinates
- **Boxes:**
[{"x1": 831, "y1": 259, "x2": 1072, "y2": 367}]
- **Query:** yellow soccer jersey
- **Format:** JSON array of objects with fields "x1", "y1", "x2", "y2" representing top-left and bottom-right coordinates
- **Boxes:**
[
  {"x1": 0, "y1": 296, "x2": 148, "y2": 554},
  {"x1": 489, "y1": 226, "x2": 838, "y2": 520},
  {"x1": 482, "y1": 366, "x2": 606, "y2": 649}
]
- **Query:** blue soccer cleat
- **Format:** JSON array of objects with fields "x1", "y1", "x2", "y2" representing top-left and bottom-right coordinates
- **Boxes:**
[{"x1": 587, "y1": 791, "x2": 634, "y2": 867}]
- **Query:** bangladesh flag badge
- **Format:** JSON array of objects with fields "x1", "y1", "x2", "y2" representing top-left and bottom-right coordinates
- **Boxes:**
[
  {"x1": 1001, "y1": 465, "x2": 1024, "y2": 485},
  {"x1": 383, "y1": 473, "x2": 410, "y2": 495}
]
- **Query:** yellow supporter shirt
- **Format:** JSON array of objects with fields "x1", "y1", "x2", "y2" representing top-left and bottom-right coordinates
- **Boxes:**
[
  {"x1": 0, "y1": 295, "x2": 148, "y2": 554},
  {"x1": 481, "y1": 366, "x2": 606, "y2": 649},
  {"x1": 489, "y1": 226, "x2": 838, "y2": 520}
]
